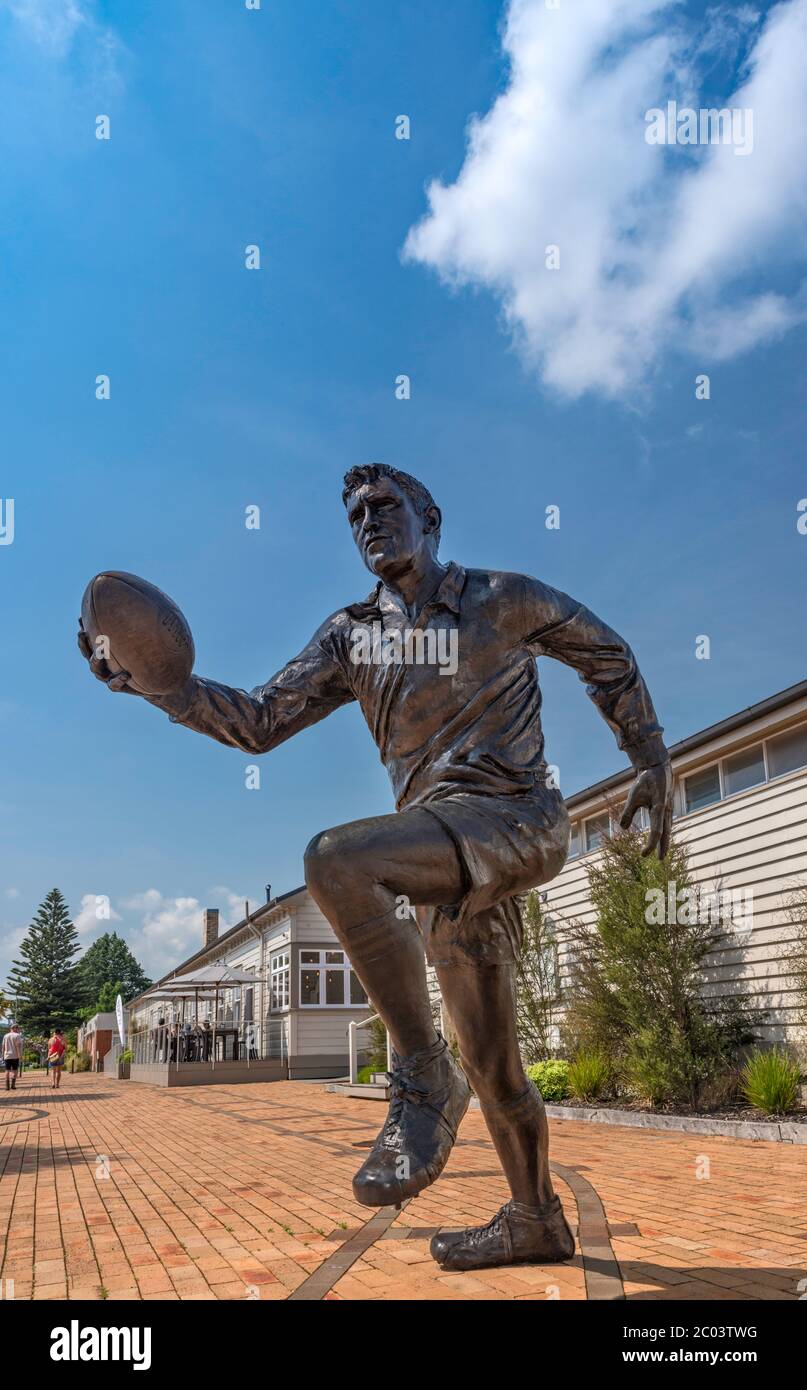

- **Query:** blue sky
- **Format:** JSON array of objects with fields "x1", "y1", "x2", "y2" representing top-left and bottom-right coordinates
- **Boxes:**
[{"x1": 1, "y1": 0, "x2": 805, "y2": 982}]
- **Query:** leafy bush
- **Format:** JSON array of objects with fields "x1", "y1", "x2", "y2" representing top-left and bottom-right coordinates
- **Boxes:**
[
  {"x1": 119, "y1": 1048, "x2": 133, "y2": 1064},
  {"x1": 563, "y1": 829, "x2": 757, "y2": 1108},
  {"x1": 740, "y1": 1048, "x2": 801, "y2": 1115},
  {"x1": 568, "y1": 1049, "x2": 611, "y2": 1102},
  {"x1": 516, "y1": 890, "x2": 561, "y2": 1063},
  {"x1": 68, "y1": 1051, "x2": 91, "y2": 1072},
  {"x1": 365, "y1": 1011, "x2": 389, "y2": 1074},
  {"x1": 525, "y1": 1059, "x2": 570, "y2": 1102}
]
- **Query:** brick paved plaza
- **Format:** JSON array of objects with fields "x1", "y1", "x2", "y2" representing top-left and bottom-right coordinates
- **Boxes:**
[{"x1": 1, "y1": 1073, "x2": 805, "y2": 1302}]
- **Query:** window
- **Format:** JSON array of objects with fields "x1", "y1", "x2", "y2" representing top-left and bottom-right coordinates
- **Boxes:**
[
  {"x1": 679, "y1": 724, "x2": 807, "y2": 818},
  {"x1": 585, "y1": 813, "x2": 610, "y2": 852},
  {"x1": 299, "y1": 950, "x2": 368, "y2": 1007},
  {"x1": 723, "y1": 745, "x2": 765, "y2": 797},
  {"x1": 567, "y1": 823, "x2": 581, "y2": 859},
  {"x1": 768, "y1": 725, "x2": 807, "y2": 780},
  {"x1": 270, "y1": 950, "x2": 290, "y2": 1011},
  {"x1": 684, "y1": 765, "x2": 721, "y2": 813}
]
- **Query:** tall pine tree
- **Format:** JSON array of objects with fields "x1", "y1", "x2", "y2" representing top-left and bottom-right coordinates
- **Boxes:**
[
  {"x1": 77, "y1": 933, "x2": 152, "y2": 1006},
  {"x1": 6, "y1": 889, "x2": 84, "y2": 1032}
]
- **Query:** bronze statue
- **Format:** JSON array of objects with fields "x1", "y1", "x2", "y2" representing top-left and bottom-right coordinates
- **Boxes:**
[{"x1": 78, "y1": 463, "x2": 672, "y2": 1271}]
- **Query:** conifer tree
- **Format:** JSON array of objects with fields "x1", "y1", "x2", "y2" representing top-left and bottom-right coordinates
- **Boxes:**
[
  {"x1": 6, "y1": 889, "x2": 83, "y2": 1033},
  {"x1": 515, "y1": 889, "x2": 561, "y2": 1062}
]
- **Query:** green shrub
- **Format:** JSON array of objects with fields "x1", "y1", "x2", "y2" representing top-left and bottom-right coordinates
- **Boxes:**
[
  {"x1": 356, "y1": 1065, "x2": 373, "y2": 1084},
  {"x1": 119, "y1": 1048, "x2": 133, "y2": 1064},
  {"x1": 568, "y1": 1049, "x2": 611, "y2": 1102},
  {"x1": 525, "y1": 1059, "x2": 570, "y2": 1102},
  {"x1": 515, "y1": 890, "x2": 561, "y2": 1063},
  {"x1": 68, "y1": 1051, "x2": 91, "y2": 1073},
  {"x1": 563, "y1": 830, "x2": 758, "y2": 1108},
  {"x1": 740, "y1": 1048, "x2": 801, "y2": 1115},
  {"x1": 365, "y1": 1011, "x2": 389, "y2": 1074}
]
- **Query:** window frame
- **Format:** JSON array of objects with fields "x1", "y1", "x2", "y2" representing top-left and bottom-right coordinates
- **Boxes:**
[
  {"x1": 269, "y1": 949, "x2": 290, "y2": 1013},
  {"x1": 583, "y1": 810, "x2": 611, "y2": 854},
  {"x1": 682, "y1": 761, "x2": 723, "y2": 815},
  {"x1": 298, "y1": 949, "x2": 368, "y2": 1009},
  {"x1": 722, "y1": 743, "x2": 767, "y2": 799},
  {"x1": 765, "y1": 724, "x2": 807, "y2": 782},
  {"x1": 677, "y1": 719, "x2": 807, "y2": 822}
]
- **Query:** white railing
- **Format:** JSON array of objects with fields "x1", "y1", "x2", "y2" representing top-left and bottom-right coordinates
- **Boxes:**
[{"x1": 348, "y1": 1014, "x2": 392, "y2": 1085}]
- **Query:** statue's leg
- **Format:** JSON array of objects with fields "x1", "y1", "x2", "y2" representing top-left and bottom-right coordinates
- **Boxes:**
[
  {"x1": 436, "y1": 959, "x2": 552, "y2": 1204},
  {"x1": 430, "y1": 958, "x2": 575, "y2": 1270},
  {"x1": 304, "y1": 808, "x2": 471, "y2": 1206},
  {"x1": 304, "y1": 806, "x2": 464, "y2": 1055}
]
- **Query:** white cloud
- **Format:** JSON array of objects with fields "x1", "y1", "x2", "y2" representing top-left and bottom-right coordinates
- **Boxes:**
[
  {"x1": 0, "y1": 0, "x2": 123, "y2": 84},
  {"x1": 404, "y1": 0, "x2": 807, "y2": 400},
  {"x1": 0, "y1": 924, "x2": 27, "y2": 968},
  {"x1": 4, "y1": 888, "x2": 20, "y2": 899},
  {"x1": 119, "y1": 887, "x2": 250, "y2": 980},
  {"x1": 73, "y1": 892, "x2": 122, "y2": 936},
  {"x1": 1, "y1": 0, "x2": 87, "y2": 54}
]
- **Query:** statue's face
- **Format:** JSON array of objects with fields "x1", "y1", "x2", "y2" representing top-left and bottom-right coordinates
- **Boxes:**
[{"x1": 346, "y1": 478, "x2": 435, "y2": 578}]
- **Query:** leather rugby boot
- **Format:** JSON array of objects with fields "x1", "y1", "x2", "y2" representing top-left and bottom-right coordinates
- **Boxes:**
[
  {"x1": 430, "y1": 1195, "x2": 575, "y2": 1271},
  {"x1": 352, "y1": 1035, "x2": 470, "y2": 1207}
]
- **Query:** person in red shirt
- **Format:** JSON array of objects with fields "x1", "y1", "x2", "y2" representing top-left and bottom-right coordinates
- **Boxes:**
[{"x1": 47, "y1": 1029, "x2": 66, "y2": 1089}]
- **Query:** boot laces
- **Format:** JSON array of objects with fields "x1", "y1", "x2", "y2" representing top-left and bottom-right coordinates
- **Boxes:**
[
  {"x1": 465, "y1": 1202, "x2": 513, "y2": 1248},
  {"x1": 384, "y1": 1066, "x2": 430, "y2": 1128}
]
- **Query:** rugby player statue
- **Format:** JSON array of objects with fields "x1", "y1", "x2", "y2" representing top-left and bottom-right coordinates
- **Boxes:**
[{"x1": 78, "y1": 463, "x2": 672, "y2": 1272}]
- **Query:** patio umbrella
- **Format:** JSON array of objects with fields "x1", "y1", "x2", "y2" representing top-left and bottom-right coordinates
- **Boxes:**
[
  {"x1": 159, "y1": 967, "x2": 266, "y2": 1065},
  {"x1": 161, "y1": 966, "x2": 264, "y2": 986}
]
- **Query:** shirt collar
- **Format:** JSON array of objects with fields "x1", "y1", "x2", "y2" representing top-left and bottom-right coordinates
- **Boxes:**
[{"x1": 350, "y1": 561, "x2": 466, "y2": 621}]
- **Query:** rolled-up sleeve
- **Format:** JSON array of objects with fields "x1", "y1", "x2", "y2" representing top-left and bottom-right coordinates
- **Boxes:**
[
  {"x1": 521, "y1": 576, "x2": 667, "y2": 769},
  {"x1": 146, "y1": 624, "x2": 355, "y2": 755}
]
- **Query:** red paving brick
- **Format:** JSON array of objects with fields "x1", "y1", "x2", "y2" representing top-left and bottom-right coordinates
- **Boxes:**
[{"x1": 0, "y1": 1072, "x2": 805, "y2": 1300}]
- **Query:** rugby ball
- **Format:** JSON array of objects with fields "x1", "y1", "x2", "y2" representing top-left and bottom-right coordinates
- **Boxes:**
[{"x1": 80, "y1": 571, "x2": 195, "y2": 696}]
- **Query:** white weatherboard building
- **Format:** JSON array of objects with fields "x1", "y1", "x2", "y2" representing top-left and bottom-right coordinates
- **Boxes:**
[
  {"x1": 127, "y1": 680, "x2": 807, "y2": 1083},
  {"x1": 543, "y1": 680, "x2": 807, "y2": 1046},
  {"x1": 127, "y1": 887, "x2": 372, "y2": 1086}
]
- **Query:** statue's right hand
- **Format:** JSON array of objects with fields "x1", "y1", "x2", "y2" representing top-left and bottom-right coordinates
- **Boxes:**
[{"x1": 77, "y1": 619, "x2": 139, "y2": 694}]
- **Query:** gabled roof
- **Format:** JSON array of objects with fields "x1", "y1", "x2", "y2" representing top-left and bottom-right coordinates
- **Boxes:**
[{"x1": 126, "y1": 884, "x2": 306, "y2": 1010}]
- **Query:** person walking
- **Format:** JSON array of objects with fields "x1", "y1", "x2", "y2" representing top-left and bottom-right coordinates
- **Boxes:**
[
  {"x1": 3, "y1": 1022, "x2": 23, "y2": 1090},
  {"x1": 47, "y1": 1028, "x2": 66, "y2": 1089}
]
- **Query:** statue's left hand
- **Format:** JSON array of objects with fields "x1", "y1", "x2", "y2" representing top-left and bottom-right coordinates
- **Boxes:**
[{"x1": 619, "y1": 762, "x2": 673, "y2": 860}]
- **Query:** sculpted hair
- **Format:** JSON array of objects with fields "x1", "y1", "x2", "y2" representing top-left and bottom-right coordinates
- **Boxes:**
[{"x1": 342, "y1": 463, "x2": 441, "y2": 547}]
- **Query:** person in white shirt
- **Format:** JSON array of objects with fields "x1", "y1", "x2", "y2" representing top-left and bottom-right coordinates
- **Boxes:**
[{"x1": 3, "y1": 1023, "x2": 23, "y2": 1090}]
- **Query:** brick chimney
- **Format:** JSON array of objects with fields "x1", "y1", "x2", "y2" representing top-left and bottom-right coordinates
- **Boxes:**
[{"x1": 203, "y1": 908, "x2": 219, "y2": 949}]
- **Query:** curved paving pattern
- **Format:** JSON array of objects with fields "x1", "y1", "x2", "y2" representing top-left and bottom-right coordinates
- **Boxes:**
[
  {"x1": 0, "y1": 1074, "x2": 803, "y2": 1300},
  {"x1": 289, "y1": 1162, "x2": 623, "y2": 1301}
]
